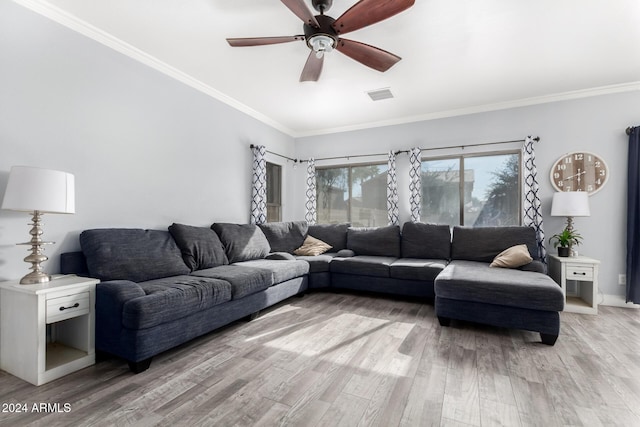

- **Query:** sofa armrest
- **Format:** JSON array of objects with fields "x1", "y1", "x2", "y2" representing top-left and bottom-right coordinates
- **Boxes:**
[
  {"x1": 95, "y1": 280, "x2": 146, "y2": 354},
  {"x1": 519, "y1": 260, "x2": 546, "y2": 274}
]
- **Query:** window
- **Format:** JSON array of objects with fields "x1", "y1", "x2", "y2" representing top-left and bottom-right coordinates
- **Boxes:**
[
  {"x1": 316, "y1": 163, "x2": 388, "y2": 226},
  {"x1": 421, "y1": 152, "x2": 520, "y2": 227},
  {"x1": 266, "y1": 162, "x2": 281, "y2": 222}
]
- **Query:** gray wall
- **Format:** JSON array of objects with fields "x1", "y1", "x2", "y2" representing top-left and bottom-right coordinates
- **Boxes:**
[
  {"x1": 0, "y1": 1, "x2": 295, "y2": 280},
  {"x1": 294, "y1": 91, "x2": 640, "y2": 306}
]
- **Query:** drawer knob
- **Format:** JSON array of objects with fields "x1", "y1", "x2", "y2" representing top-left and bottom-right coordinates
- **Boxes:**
[{"x1": 59, "y1": 303, "x2": 80, "y2": 311}]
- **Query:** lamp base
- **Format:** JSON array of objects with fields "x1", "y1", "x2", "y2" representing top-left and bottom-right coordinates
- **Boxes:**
[
  {"x1": 19, "y1": 271, "x2": 51, "y2": 285},
  {"x1": 17, "y1": 210, "x2": 55, "y2": 286}
]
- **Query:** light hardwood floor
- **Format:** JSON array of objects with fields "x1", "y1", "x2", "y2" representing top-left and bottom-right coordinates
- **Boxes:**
[{"x1": 1, "y1": 291, "x2": 639, "y2": 427}]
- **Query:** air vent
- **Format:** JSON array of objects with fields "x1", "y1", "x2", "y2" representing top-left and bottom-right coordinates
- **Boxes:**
[{"x1": 367, "y1": 88, "x2": 394, "y2": 101}]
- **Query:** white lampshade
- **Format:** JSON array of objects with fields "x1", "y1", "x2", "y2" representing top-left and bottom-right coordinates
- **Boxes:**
[
  {"x1": 2, "y1": 166, "x2": 75, "y2": 214},
  {"x1": 550, "y1": 191, "x2": 590, "y2": 217}
]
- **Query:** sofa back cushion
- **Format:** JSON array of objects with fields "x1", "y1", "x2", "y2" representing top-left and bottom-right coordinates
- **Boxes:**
[
  {"x1": 307, "y1": 223, "x2": 349, "y2": 251},
  {"x1": 212, "y1": 223, "x2": 271, "y2": 263},
  {"x1": 401, "y1": 222, "x2": 451, "y2": 259},
  {"x1": 347, "y1": 225, "x2": 401, "y2": 257},
  {"x1": 451, "y1": 226, "x2": 539, "y2": 263},
  {"x1": 80, "y1": 228, "x2": 191, "y2": 282},
  {"x1": 258, "y1": 221, "x2": 308, "y2": 254},
  {"x1": 168, "y1": 223, "x2": 229, "y2": 271}
]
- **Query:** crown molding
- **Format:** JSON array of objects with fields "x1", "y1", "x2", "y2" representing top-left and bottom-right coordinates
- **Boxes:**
[{"x1": 295, "y1": 81, "x2": 640, "y2": 138}]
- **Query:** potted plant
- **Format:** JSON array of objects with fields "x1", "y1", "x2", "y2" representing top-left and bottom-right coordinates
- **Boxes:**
[{"x1": 549, "y1": 229, "x2": 583, "y2": 257}]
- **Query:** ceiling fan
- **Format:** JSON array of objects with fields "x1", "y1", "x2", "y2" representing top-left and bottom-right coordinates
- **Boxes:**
[{"x1": 226, "y1": 0, "x2": 415, "y2": 82}]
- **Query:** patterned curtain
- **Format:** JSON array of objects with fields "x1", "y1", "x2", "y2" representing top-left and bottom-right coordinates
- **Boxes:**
[
  {"x1": 250, "y1": 145, "x2": 267, "y2": 225},
  {"x1": 305, "y1": 158, "x2": 317, "y2": 225},
  {"x1": 409, "y1": 147, "x2": 422, "y2": 222},
  {"x1": 387, "y1": 151, "x2": 399, "y2": 225},
  {"x1": 522, "y1": 136, "x2": 546, "y2": 263}
]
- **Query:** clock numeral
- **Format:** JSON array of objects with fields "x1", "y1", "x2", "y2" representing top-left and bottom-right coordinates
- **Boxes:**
[
  {"x1": 553, "y1": 172, "x2": 560, "y2": 179},
  {"x1": 564, "y1": 157, "x2": 572, "y2": 164},
  {"x1": 574, "y1": 154, "x2": 583, "y2": 160},
  {"x1": 557, "y1": 180, "x2": 564, "y2": 187},
  {"x1": 599, "y1": 170, "x2": 606, "y2": 176},
  {"x1": 588, "y1": 155, "x2": 593, "y2": 162},
  {"x1": 596, "y1": 178, "x2": 602, "y2": 185},
  {"x1": 595, "y1": 161, "x2": 601, "y2": 167},
  {"x1": 557, "y1": 164, "x2": 566, "y2": 171},
  {"x1": 587, "y1": 185, "x2": 594, "y2": 192},
  {"x1": 565, "y1": 185, "x2": 572, "y2": 191}
]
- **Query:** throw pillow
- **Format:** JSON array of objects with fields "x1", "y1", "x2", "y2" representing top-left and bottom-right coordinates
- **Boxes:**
[
  {"x1": 211, "y1": 223, "x2": 271, "y2": 263},
  {"x1": 347, "y1": 225, "x2": 401, "y2": 257},
  {"x1": 80, "y1": 228, "x2": 191, "y2": 282},
  {"x1": 168, "y1": 223, "x2": 229, "y2": 271},
  {"x1": 490, "y1": 244, "x2": 533, "y2": 268},
  {"x1": 258, "y1": 221, "x2": 308, "y2": 253},
  {"x1": 307, "y1": 223, "x2": 349, "y2": 251},
  {"x1": 294, "y1": 235, "x2": 332, "y2": 256}
]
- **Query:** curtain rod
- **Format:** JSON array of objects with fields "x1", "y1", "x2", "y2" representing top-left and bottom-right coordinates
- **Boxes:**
[
  {"x1": 298, "y1": 136, "x2": 540, "y2": 163},
  {"x1": 250, "y1": 144, "x2": 298, "y2": 163},
  {"x1": 251, "y1": 136, "x2": 540, "y2": 165}
]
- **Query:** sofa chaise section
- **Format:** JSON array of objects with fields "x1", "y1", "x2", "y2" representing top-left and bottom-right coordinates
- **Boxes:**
[{"x1": 435, "y1": 226, "x2": 564, "y2": 345}]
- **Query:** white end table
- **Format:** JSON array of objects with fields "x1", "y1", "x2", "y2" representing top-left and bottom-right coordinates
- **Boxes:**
[
  {"x1": 548, "y1": 255, "x2": 600, "y2": 315},
  {"x1": 0, "y1": 275, "x2": 99, "y2": 385}
]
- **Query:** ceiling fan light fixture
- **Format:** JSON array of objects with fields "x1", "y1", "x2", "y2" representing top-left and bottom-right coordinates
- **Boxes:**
[{"x1": 309, "y1": 34, "x2": 335, "y2": 58}]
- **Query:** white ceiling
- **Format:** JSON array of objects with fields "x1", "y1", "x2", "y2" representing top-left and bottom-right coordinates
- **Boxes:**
[{"x1": 17, "y1": 0, "x2": 640, "y2": 137}]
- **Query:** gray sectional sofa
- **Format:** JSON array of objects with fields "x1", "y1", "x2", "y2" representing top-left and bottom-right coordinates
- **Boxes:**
[{"x1": 61, "y1": 221, "x2": 564, "y2": 373}]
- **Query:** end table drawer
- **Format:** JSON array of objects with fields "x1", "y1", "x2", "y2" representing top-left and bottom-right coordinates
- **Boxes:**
[
  {"x1": 566, "y1": 265, "x2": 594, "y2": 281},
  {"x1": 46, "y1": 292, "x2": 90, "y2": 323}
]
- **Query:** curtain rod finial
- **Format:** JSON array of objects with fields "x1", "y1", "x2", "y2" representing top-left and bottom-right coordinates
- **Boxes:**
[{"x1": 627, "y1": 127, "x2": 633, "y2": 135}]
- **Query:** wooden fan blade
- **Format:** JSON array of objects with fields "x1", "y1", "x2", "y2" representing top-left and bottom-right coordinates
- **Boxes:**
[
  {"x1": 300, "y1": 51, "x2": 324, "y2": 82},
  {"x1": 281, "y1": 0, "x2": 320, "y2": 28},
  {"x1": 336, "y1": 38, "x2": 400, "y2": 72},
  {"x1": 332, "y1": 0, "x2": 415, "y2": 35},
  {"x1": 227, "y1": 36, "x2": 304, "y2": 47}
]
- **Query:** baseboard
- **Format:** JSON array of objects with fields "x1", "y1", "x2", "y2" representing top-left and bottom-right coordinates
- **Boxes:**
[{"x1": 600, "y1": 294, "x2": 640, "y2": 309}]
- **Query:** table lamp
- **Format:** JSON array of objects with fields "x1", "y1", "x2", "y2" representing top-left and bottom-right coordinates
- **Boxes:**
[
  {"x1": 550, "y1": 191, "x2": 590, "y2": 256},
  {"x1": 1, "y1": 166, "x2": 75, "y2": 284}
]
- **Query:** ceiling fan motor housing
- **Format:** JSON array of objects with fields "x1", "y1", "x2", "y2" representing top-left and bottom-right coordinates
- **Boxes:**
[
  {"x1": 312, "y1": 0, "x2": 333, "y2": 13},
  {"x1": 304, "y1": 14, "x2": 338, "y2": 52}
]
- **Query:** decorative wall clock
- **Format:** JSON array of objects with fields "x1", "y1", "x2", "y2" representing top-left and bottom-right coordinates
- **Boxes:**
[{"x1": 550, "y1": 151, "x2": 609, "y2": 195}]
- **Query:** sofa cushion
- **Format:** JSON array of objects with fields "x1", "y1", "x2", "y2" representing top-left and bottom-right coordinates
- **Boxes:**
[
  {"x1": 123, "y1": 275, "x2": 232, "y2": 329},
  {"x1": 401, "y1": 222, "x2": 451, "y2": 260},
  {"x1": 347, "y1": 225, "x2": 401, "y2": 257},
  {"x1": 435, "y1": 260, "x2": 564, "y2": 311},
  {"x1": 390, "y1": 258, "x2": 448, "y2": 282},
  {"x1": 295, "y1": 252, "x2": 339, "y2": 273},
  {"x1": 329, "y1": 255, "x2": 397, "y2": 278},
  {"x1": 168, "y1": 223, "x2": 228, "y2": 271},
  {"x1": 490, "y1": 244, "x2": 533, "y2": 268},
  {"x1": 258, "y1": 221, "x2": 308, "y2": 253},
  {"x1": 192, "y1": 265, "x2": 273, "y2": 299},
  {"x1": 234, "y1": 259, "x2": 310, "y2": 284},
  {"x1": 80, "y1": 228, "x2": 191, "y2": 282},
  {"x1": 294, "y1": 235, "x2": 332, "y2": 256},
  {"x1": 307, "y1": 223, "x2": 349, "y2": 251},
  {"x1": 212, "y1": 223, "x2": 271, "y2": 263},
  {"x1": 266, "y1": 252, "x2": 296, "y2": 260},
  {"x1": 451, "y1": 226, "x2": 540, "y2": 263}
]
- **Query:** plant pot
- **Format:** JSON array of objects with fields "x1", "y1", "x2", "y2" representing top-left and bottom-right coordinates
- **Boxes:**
[{"x1": 557, "y1": 247, "x2": 570, "y2": 257}]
